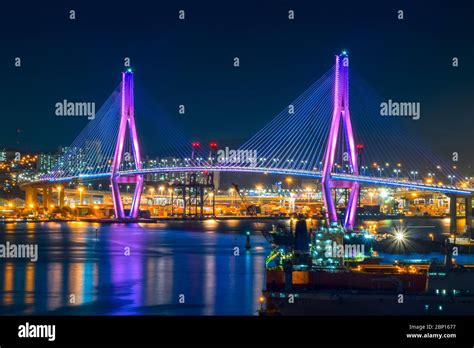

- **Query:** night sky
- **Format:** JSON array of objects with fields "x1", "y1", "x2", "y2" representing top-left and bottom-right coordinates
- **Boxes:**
[{"x1": 1, "y1": 1, "x2": 473, "y2": 167}]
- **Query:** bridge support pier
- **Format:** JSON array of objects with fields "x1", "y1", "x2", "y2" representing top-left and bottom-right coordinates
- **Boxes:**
[
  {"x1": 321, "y1": 52, "x2": 359, "y2": 230},
  {"x1": 59, "y1": 188, "x2": 65, "y2": 208},
  {"x1": 24, "y1": 186, "x2": 38, "y2": 208},
  {"x1": 449, "y1": 194, "x2": 458, "y2": 234},
  {"x1": 110, "y1": 70, "x2": 144, "y2": 220},
  {"x1": 42, "y1": 185, "x2": 53, "y2": 210},
  {"x1": 465, "y1": 196, "x2": 472, "y2": 231}
]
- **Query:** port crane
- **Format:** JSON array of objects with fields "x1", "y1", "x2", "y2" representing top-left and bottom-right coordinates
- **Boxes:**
[{"x1": 231, "y1": 183, "x2": 260, "y2": 216}]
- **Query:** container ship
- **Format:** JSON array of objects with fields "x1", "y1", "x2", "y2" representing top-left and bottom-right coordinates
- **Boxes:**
[{"x1": 259, "y1": 216, "x2": 474, "y2": 315}]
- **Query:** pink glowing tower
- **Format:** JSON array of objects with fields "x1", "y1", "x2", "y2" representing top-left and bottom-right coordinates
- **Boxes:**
[
  {"x1": 110, "y1": 70, "x2": 144, "y2": 219},
  {"x1": 321, "y1": 52, "x2": 360, "y2": 230}
]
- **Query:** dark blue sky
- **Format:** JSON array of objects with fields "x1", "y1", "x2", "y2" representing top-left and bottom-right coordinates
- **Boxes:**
[{"x1": 1, "y1": 0, "x2": 473, "y2": 166}]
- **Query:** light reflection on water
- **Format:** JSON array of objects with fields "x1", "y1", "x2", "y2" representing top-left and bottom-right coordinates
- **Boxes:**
[
  {"x1": 0, "y1": 220, "x2": 270, "y2": 315},
  {"x1": 0, "y1": 218, "x2": 473, "y2": 315}
]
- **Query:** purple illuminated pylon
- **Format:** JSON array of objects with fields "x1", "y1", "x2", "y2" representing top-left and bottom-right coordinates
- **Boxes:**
[
  {"x1": 110, "y1": 71, "x2": 144, "y2": 220},
  {"x1": 321, "y1": 52, "x2": 360, "y2": 230}
]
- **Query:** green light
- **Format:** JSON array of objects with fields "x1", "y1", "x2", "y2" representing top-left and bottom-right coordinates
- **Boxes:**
[
  {"x1": 127, "y1": 68, "x2": 133, "y2": 73},
  {"x1": 342, "y1": 50, "x2": 347, "y2": 55},
  {"x1": 246, "y1": 231, "x2": 250, "y2": 236}
]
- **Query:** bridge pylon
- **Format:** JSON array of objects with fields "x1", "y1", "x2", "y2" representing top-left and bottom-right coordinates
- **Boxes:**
[
  {"x1": 110, "y1": 70, "x2": 144, "y2": 220},
  {"x1": 321, "y1": 52, "x2": 359, "y2": 230}
]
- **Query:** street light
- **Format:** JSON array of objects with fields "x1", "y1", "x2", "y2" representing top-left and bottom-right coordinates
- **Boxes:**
[
  {"x1": 393, "y1": 169, "x2": 400, "y2": 179},
  {"x1": 410, "y1": 171, "x2": 418, "y2": 181},
  {"x1": 448, "y1": 175, "x2": 455, "y2": 185}
]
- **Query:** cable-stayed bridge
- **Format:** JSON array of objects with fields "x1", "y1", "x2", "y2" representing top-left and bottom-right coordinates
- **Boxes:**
[{"x1": 30, "y1": 53, "x2": 473, "y2": 228}]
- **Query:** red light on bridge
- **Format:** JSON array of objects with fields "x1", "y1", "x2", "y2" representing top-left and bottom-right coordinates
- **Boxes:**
[
  {"x1": 356, "y1": 144, "x2": 364, "y2": 150},
  {"x1": 209, "y1": 142, "x2": 218, "y2": 149},
  {"x1": 192, "y1": 142, "x2": 201, "y2": 148}
]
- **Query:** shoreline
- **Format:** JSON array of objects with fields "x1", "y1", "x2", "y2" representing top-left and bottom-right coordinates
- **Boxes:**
[{"x1": 0, "y1": 214, "x2": 461, "y2": 225}]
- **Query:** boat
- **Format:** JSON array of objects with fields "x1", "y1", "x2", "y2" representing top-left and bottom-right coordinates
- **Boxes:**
[{"x1": 259, "y1": 215, "x2": 474, "y2": 315}]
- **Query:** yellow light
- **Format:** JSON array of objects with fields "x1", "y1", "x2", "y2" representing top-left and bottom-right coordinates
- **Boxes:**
[
  {"x1": 50, "y1": 204, "x2": 54, "y2": 208},
  {"x1": 78, "y1": 187, "x2": 84, "y2": 192},
  {"x1": 259, "y1": 296, "x2": 265, "y2": 304},
  {"x1": 93, "y1": 205, "x2": 99, "y2": 209},
  {"x1": 394, "y1": 232, "x2": 405, "y2": 241},
  {"x1": 285, "y1": 177, "x2": 293, "y2": 183},
  {"x1": 29, "y1": 204, "x2": 34, "y2": 208},
  {"x1": 255, "y1": 185, "x2": 263, "y2": 191}
]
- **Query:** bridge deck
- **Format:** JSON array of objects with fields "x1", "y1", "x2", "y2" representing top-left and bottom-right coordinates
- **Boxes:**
[{"x1": 35, "y1": 166, "x2": 472, "y2": 195}]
